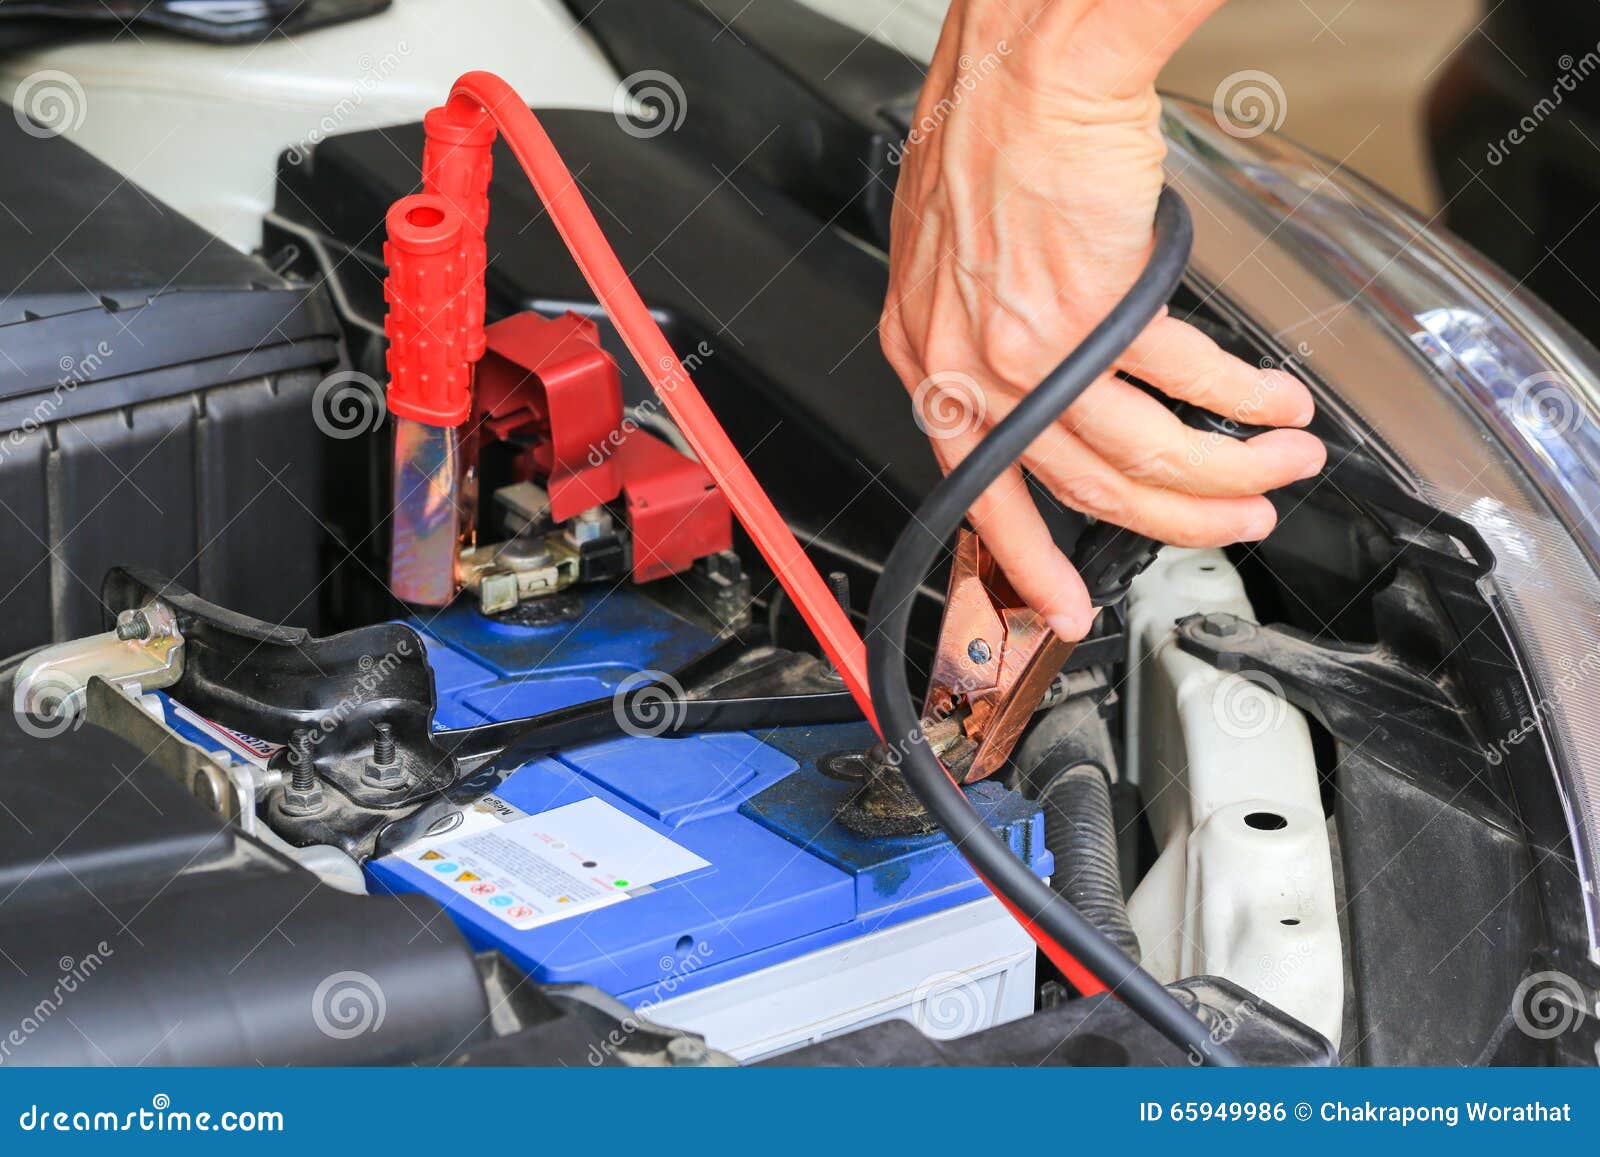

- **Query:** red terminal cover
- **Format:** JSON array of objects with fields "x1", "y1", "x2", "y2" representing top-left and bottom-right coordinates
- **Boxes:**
[
  {"x1": 477, "y1": 311, "x2": 624, "y2": 521},
  {"x1": 422, "y1": 105, "x2": 494, "y2": 361},
  {"x1": 475, "y1": 311, "x2": 730, "y2": 581},
  {"x1": 383, "y1": 193, "x2": 473, "y2": 427},
  {"x1": 614, "y1": 431, "x2": 733, "y2": 584}
]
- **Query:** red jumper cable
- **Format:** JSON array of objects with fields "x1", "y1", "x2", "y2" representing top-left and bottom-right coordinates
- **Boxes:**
[{"x1": 385, "y1": 70, "x2": 1106, "y2": 996}]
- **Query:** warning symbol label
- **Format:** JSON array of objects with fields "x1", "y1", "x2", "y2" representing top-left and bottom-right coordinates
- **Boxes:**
[{"x1": 404, "y1": 798, "x2": 709, "y2": 931}]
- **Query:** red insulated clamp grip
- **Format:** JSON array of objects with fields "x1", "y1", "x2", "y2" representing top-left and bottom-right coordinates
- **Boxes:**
[
  {"x1": 383, "y1": 193, "x2": 473, "y2": 427},
  {"x1": 423, "y1": 105, "x2": 495, "y2": 360}
]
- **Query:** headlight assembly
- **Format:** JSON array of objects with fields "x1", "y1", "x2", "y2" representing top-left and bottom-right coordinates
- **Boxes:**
[{"x1": 1164, "y1": 96, "x2": 1600, "y2": 962}]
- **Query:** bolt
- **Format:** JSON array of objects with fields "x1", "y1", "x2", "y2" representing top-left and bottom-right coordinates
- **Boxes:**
[
  {"x1": 568, "y1": 505, "x2": 614, "y2": 545},
  {"x1": 363, "y1": 721, "x2": 405, "y2": 789},
  {"x1": 373, "y1": 722, "x2": 396, "y2": 765},
  {"x1": 116, "y1": 611, "x2": 150, "y2": 641},
  {"x1": 827, "y1": 571, "x2": 851, "y2": 616},
  {"x1": 816, "y1": 571, "x2": 852, "y2": 680},
  {"x1": 967, "y1": 638, "x2": 992, "y2": 664},
  {"x1": 1196, "y1": 614, "x2": 1240, "y2": 639},
  {"x1": 280, "y1": 729, "x2": 325, "y2": 816},
  {"x1": 288, "y1": 730, "x2": 315, "y2": 789},
  {"x1": 666, "y1": 1036, "x2": 709, "y2": 1066}
]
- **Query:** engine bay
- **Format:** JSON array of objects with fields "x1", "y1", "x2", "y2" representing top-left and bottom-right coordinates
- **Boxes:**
[{"x1": 0, "y1": 0, "x2": 1593, "y2": 1072}]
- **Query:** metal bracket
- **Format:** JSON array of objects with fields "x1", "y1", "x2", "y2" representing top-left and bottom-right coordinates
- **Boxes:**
[{"x1": 13, "y1": 599, "x2": 184, "y2": 731}]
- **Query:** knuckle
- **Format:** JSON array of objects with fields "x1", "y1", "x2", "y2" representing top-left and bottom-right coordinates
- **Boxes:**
[
  {"x1": 1187, "y1": 360, "x2": 1234, "y2": 406},
  {"x1": 978, "y1": 314, "x2": 1051, "y2": 390},
  {"x1": 1061, "y1": 472, "x2": 1128, "y2": 525},
  {"x1": 1124, "y1": 445, "x2": 1188, "y2": 488}
]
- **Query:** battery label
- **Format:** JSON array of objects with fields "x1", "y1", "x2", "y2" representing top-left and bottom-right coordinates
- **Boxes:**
[
  {"x1": 404, "y1": 797, "x2": 710, "y2": 931},
  {"x1": 158, "y1": 694, "x2": 282, "y2": 768}
]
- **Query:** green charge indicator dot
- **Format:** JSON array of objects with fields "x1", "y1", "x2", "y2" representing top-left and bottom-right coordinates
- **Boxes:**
[{"x1": 613, "y1": 880, "x2": 629, "y2": 888}]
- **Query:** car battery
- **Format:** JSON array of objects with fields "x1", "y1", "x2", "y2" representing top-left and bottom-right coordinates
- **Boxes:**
[{"x1": 363, "y1": 588, "x2": 1052, "y2": 1058}]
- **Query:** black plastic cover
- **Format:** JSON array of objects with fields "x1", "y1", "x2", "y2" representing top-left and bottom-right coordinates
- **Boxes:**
[
  {"x1": 0, "y1": 685, "x2": 491, "y2": 1065},
  {"x1": 561, "y1": 0, "x2": 922, "y2": 248},
  {"x1": 0, "y1": 109, "x2": 345, "y2": 655}
]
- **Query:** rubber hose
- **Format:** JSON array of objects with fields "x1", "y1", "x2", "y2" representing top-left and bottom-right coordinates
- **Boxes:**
[{"x1": 1039, "y1": 764, "x2": 1141, "y2": 961}]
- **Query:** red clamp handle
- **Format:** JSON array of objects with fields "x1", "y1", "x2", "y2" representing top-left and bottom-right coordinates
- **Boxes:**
[
  {"x1": 422, "y1": 105, "x2": 494, "y2": 360},
  {"x1": 382, "y1": 193, "x2": 473, "y2": 427}
]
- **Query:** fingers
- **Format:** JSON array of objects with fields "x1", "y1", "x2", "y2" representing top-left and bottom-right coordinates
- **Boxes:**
[
  {"x1": 1120, "y1": 314, "x2": 1315, "y2": 427},
  {"x1": 1059, "y1": 374, "x2": 1326, "y2": 497},
  {"x1": 1017, "y1": 419, "x2": 1282, "y2": 547},
  {"x1": 970, "y1": 470, "x2": 1097, "y2": 642},
  {"x1": 928, "y1": 434, "x2": 1096, "y2": 641},
  {"x1": 940, "y1": 385, "x2": 1282, "y2": 545}
]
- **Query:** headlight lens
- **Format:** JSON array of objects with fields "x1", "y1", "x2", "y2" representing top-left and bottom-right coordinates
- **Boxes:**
[{"x1": 1163, "y1": 96, "x2": 1600, "y2": 961}]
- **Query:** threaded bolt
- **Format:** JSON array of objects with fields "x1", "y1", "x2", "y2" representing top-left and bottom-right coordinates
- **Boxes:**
[
  {"x1": 362, "y1": 720, "x2": 405, "y2": 789},
  {"x1": 827, "y1": 571, "x2": 851, "y2": 616},
  {"x1": 821, "y1": 571, "x2": 852, "y2": 679},
  {"x1": 288, "y1": 729, "x2": 316, "y2": 791},
  {"x1": 116, "y1": 611, "x2": 150, "y2": 641},
  {"x1": 372, "y1": 722, "x2": 396, "y2": 766}
]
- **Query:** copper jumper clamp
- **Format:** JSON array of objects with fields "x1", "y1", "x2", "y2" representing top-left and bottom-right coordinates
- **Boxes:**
[{"x1": 922, "y1": 529, "x2": 1075, "y2": 783}]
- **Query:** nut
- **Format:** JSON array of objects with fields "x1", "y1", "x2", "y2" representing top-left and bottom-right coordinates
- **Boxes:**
[
  {"x1": 280, "y1": 780, "x2": 325, "y2": 816},
  {"x1": 477, "y1": 571, "x2": 520, "y2": 615}
]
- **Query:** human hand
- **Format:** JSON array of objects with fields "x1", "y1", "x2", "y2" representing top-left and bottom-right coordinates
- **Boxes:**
[{"x1": 881, "y1": 0, "x2": 1325, "y2": 641}]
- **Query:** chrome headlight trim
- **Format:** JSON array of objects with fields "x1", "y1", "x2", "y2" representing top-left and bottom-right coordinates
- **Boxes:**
[{"x1": 1163, "y1": 96, "x2": 1600, "y2": 960}]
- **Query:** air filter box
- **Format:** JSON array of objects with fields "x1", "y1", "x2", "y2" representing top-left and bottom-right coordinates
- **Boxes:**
[{"x1": 0, "y1": 106, "x2": 344, "y2": 655}]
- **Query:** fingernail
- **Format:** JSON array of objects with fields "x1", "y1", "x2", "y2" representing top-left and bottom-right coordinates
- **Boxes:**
[
  {"x1": 1047, "y1": 613, "x2": 1085, "y2": 642},
  {"x1": 1247, "y1": 507, "x2": 1278, "y2": 539},
  {"x1": 1294, "y1": 399, "x2": 1316, "y2": 426}
]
